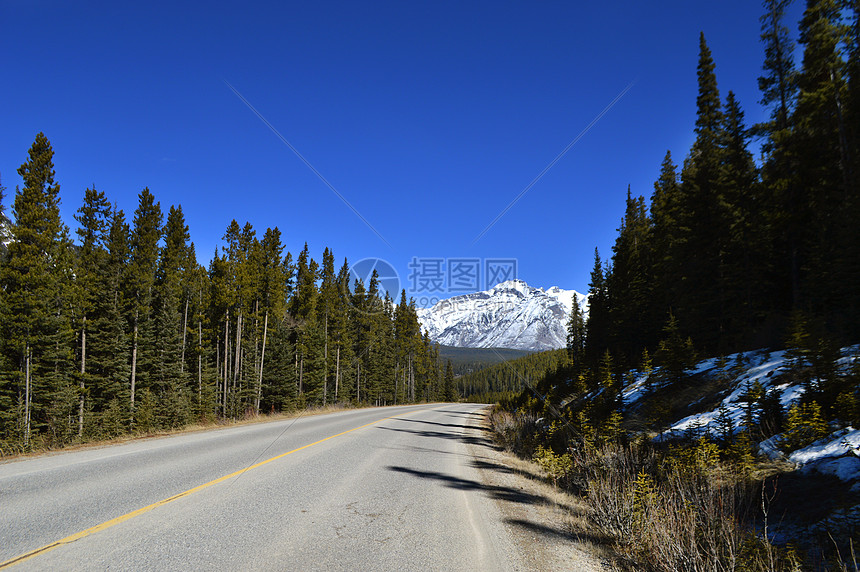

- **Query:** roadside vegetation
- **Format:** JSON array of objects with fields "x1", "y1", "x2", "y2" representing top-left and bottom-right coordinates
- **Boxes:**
[
  {"x1": 488, "y1": 336, "x2": 859, "y2": 570},
  {"x1": 471, "y1": 1, "x2": 860, "y2": 569}
]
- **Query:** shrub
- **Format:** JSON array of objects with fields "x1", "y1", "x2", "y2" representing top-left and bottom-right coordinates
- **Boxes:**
[{"x1": 532, "y1": 445, "x2": 574, "y2": 486}]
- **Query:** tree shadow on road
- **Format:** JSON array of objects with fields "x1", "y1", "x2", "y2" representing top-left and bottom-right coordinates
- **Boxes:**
[
  {"x1": 393, "y1": 418, "x2": 466, "y2": 430},
  {"x1": 377, "y1": 425, "x2": 499, "y2": 450},
  {"x1": 504, "y1": 518, "x2": 613, "y2": 548},
  {"x1": 386, "y1": 465, "x2": 546, "y2": 505}
]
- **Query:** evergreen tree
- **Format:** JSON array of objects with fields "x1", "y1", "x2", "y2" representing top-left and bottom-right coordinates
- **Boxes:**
[
  {"x1": 793, "y1": 0, "x2": 853, "y2": 324},
  {"x1": 718, "y1": 92, "x2": 765, "y2": 348},
  {"x1": 584, "y1": 248, "x2": 610, "y2": 367},
  {"x1": 125, "y1": 188, "x2": 163, "y2": 422},
  {"x1": 72, "y1": 187, "x2": 113, "y2": 436},
  {"x1": 152, "y1": 205, "x2": 193, "y2": 427},
  {"x1": 0, "y1": 133, "x2": 75, "y2": 446},
  {"x1": 317, "y1": 248, "x2": 338, "y2": 405},
  {"x1": 649, "y1": 151, "x2": 684, "y2": 326},
  {"x1": 608, "y1": 188, "x2": 654, "y2": 363},
  {"x1": 566, "y1": 293, "x2": 586, "y2": 366},
  {"x1": 676, "y1": 33, "x2": 727, "y2": 351},
  {"x1": 443, "y1": 359, "x2": 456, "y2": 402},
  {"x1": 655, "y1": 313, "x2": 697, "y2": 387},
  {"x1": 759, "y1": 0, "x2": 799, "y2": 134},
  {"x1": 87, "y1": 207, "x2": 132, "y2": 433}
]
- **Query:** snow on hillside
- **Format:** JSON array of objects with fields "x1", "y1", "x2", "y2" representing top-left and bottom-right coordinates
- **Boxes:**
[
  {"x1": 417, "y1": 279, "x2": 588, "y2": 352},
  {"x1": 620, "y1": 345, "x2": 860, "y2": 483}
]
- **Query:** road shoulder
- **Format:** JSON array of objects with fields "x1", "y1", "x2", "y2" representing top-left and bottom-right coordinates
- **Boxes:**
[{"x1": 464, "y1": 408, "x2": 611, "y2": 572}]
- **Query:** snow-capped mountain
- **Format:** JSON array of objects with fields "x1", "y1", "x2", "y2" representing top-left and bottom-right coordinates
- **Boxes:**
[{"x1": 417, "y1": 279, "x2": 588, "y2": 351}]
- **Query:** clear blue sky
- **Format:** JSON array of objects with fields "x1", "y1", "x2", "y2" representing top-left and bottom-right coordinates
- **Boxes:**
[{"x1": 1, "y1": 1, "x2": 804, "y2": 303}]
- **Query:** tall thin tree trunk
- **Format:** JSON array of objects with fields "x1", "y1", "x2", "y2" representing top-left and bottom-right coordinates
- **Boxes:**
[
  {"x1": 233, "y1": 312, "x2": 242, "y2": 397},
  {"x1": 24, "y1": 345, "x2": 31, "y2": 447},
  {"x1": 299, "y1": 353, "x2": 304, "y2": 395},
  {"x1": 130, "y1": 317, "x2": 139, "y2": 419},
  {"x1": 323, "y1": 314, "x2": 328, "y2": 405},
  {"x1": 335, "y1": 345, "x2": 340, "y2": 402},
  {"x1": 256, "y1": 311, "x2": 268, "y2": 413},
  {"x1": 253, "y1": 301, "x2": 259, "y2": 403},
  {"x1": 833, "y1": 69, "x2": 855, "y2": 197},
  {"x1": 198, "y1": 320, "x2": 203, "y2": 403},
  {"x1": 223, "y1": 310, "x2": 229, "y2": 416},
  {"x1": 180, "y1": 298, "x2": 189, "y2": 374},
  {"x1": 79, "y1": 317, "x2": 86, "y2": 437},
  {"x1": 409, "y1": 354, "x2": 415, "y2": 402},
  {"x1": 356, "y1": 361, "x2": 360, "y2": 402}
]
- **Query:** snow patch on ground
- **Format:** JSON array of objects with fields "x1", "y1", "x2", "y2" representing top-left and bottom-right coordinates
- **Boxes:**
[
  {"x1": 650, "y1": 346, "x2": 860, "y2": 441},
  {"x1": 787, "y1": 428, "x2": 860, "y2": 482},
  {"x1": 621, "y1": 344, "x2": 860, "y2": 453}
]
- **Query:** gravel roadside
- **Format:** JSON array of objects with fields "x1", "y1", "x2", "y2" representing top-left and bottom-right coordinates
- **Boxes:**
[{"x1": 464, "y1": 408, "x2": 611, "y2": 572}]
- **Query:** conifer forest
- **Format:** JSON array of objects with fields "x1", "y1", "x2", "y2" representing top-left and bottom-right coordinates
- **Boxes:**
[
  {"x1": 578, "y1": 0, "x2": 859, "y2": 373},
  {"x1": 0, "y1": 142, "x2": 453, "y2": 452}
]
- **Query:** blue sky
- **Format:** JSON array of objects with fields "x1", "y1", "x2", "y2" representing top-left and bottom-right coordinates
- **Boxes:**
[{"x1": 1, "y1": 1, "x2": 804, "y2": 303}]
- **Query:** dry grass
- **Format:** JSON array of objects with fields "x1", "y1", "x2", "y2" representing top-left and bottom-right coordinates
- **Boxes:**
[
  {"x1": 486, "y1": 407, "x2": 811, "y2": 572},
  {"x1": 0, "y1": 402, "x2": 363, "y2": 463},
  {"x1": 469, "y1": 412, "x2": 615, "y2": 569}
]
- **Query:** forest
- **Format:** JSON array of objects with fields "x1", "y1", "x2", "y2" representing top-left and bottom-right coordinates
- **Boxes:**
[
  {"x1": 486, "y1": 2, "x2": 860, "y2": 568},
  {"x1": 0, "y1": 145, "x2": 456, "y2": 453},
  {"x1": 582, "y1": 0, "x2": 859, "y2": 370}
]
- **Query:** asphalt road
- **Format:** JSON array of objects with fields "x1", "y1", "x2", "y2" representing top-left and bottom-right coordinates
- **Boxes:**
[{"x1": 0, "y1": 403, "x2": 524, "y2": 571}]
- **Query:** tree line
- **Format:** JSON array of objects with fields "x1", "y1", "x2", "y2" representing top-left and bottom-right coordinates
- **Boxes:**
[
  {"x1": 0, "y1": 136, "x2": 452, "y2": 453},
  {"x1": 497, "y1": 0, "x2": 859, "y2": 434},
  {"x1": 587, "y1": 0, "x2": 860, "y2": 371}
]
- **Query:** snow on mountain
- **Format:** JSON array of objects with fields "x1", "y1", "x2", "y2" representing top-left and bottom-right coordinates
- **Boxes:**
[{"x1": 416, "y1": 279, "x2": 588, "y2": 351}]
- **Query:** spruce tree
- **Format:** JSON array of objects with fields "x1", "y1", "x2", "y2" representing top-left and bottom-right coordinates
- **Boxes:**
[
  {"x1": 443, "y1": 359, "x2": 456, "y2": 402},
  {"x1": 1, "y1": 133, "x2": 75, "y2": 446},
  {"x1": 566, "y1": 293, "x2": 586, "y2": 366},
  {"x1": 153, "y1": 205, "x2": 193, "y2": 427},
  {"x1": 676, "y1": 33, "x2": 727, "y2": 351},
  {"x1": 125, "y1": 188, "x2": 163, "y2": 422},
  {"x1": 608, "y1": 188, "x2": 654, "y2": 363},
  {"x1": 793, "y1": 0, "x2": 852, "y2": 323},
  {"x1": 72, "y1": 187, "x2": 113, "y2": 436},
  {"x1": 649, "y1": 151, "x2": 684, "y2": 327},
  {"x1": 584, "y1": 248, "x2": 610, "y2": 367},
  {"x1": 719, "y1": 92, "x2": 765, "y2": 348}
]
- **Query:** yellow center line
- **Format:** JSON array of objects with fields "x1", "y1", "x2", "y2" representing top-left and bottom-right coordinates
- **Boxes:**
[{"x1": 0, "y1": 409, "x2": 420, "y2": 569}]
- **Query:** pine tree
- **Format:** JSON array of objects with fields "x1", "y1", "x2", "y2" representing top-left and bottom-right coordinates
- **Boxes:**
[
  {"x1": 125, "y1": 188, "x2": 163, "y2": 423},
  {"x1": 0, "y1": 133, "x2": 75, "y2": 446},
  {"x1": 255, "y1": 227, "x2": 288, "y2": 412},
  {"x1": 584, "y1": 248, "x2": 610, "y2": 366},
  {"x1": 152, "y1": 205, "x2": 193, "y2": 427},
  {"x1": 655, "y1": 313, "x2": 697, "y2": 387},
  {"x1": 608, "y1": 188, "x2": 654, "y2": 363},
  {"x1": 443, "y1": 359, "x2": 456, "y2": 402},
  {"x1": 317, "y1": 248, "x2": 338, "y2": 405},
  {"x1": 759, "y1": 0, "x2": 799, "y2": 134},
  {"x1": 332, "y1": 258, "x2": 355, "y2": 403},
  {"x1": 793, "y1": 0, "x2": 852, "y2": 323},
  {"x1": 676, "y1": 33, "x2": 727, "y2": 351},
  {"x1": 649, "y1": 151, "x2": 684, "y2": 327},
  {"x1": 719, "y1": 91, "x2": 766, "y2": 348},
  {"x1": 88, "y1": 207, "x2": 132, "y2": 433},
  {"x1": 72, "y1": 187, "x2": 113, "y2": 437},
  {"x1": 566, "y1": 293, "x2": 586, "y2": 366},
  {"x1": 783, "y1": 400, "x2": 829, "y2": 450}
]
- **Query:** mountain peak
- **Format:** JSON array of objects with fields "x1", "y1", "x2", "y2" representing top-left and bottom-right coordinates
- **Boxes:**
[{"x1": 417, "y1": 280, "x2": 588, "y2": 351}]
